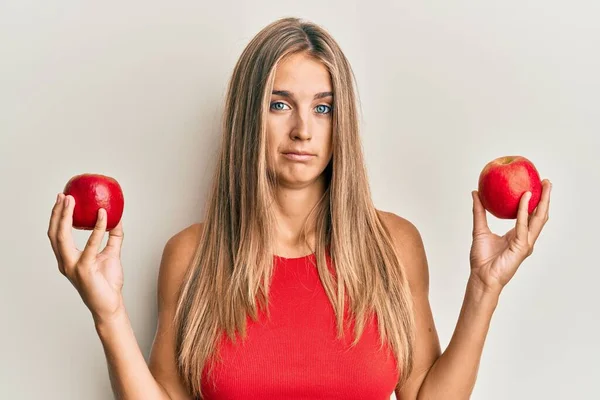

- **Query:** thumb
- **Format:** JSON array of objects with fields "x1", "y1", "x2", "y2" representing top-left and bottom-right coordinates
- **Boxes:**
[
  {"x1": 472, "y1": 190, "x2": 489, "y2": 236},
  {"x1": 105, "y1": 218, "x2": 124, "y2": 258},
  {"x1": 81, "y1": 208, "x2": 108, "y2": 264}
]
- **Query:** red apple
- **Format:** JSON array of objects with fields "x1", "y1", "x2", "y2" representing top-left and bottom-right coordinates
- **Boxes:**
[
  {"x1": 477, "y1": 156, "x2": 542, "y2": 219},
  {"x1": 63, "y1": 173, "x2": 124, "y2": 231}
]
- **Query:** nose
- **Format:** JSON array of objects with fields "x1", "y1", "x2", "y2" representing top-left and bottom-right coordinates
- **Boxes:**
[{"x1": 290, "y1": 110, "x2": 311, "y2": 141}]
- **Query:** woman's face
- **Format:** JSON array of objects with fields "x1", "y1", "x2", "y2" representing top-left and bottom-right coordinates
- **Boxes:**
[{"x1": 266, "y1": 52, "x2": 334, "y2": 188}]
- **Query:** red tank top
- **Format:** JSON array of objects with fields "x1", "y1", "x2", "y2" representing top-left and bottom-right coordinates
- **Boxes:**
[{"x1": 200, "y1": 252, "x2": 400, "y2": 399}]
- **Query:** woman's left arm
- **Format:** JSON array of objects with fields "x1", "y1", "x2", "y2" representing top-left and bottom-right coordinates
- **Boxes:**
[{"x1": 395, "y1": 179, "x2": 552, "y2": 400}]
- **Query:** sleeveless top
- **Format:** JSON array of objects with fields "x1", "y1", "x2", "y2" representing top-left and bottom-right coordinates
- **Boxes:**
[{"x1": 200, "y1": 252, "x2": 400, "y2": 399}]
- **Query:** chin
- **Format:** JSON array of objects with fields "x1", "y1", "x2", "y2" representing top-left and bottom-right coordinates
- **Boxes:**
[{"x1": 278, "y1": 172, "x2": 328, "y2": 187}]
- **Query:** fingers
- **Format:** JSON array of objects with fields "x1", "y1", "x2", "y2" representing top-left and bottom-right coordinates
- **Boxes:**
[
  {"x1": 80, "y1": 208, "x2": 107, "y2": 265},
  {"x1": 515, "y1": 191, "x2": 532, "y2": 243},
  {"x1": 534, "y1": 179, "x2": 552, "y2": 218},
  {"x1": 48, "y1": 193, "x2": 64, "y2": 269},
  {"x1": 528, "y1": 179, "x2": 552, "y2": 242},
  {"x1": 56, "y1": 195, "x2": 79, "y2": 273},
  {"x1": 105, "y1": 219, "x2": 124, "y2": 258},
  {"x1": 472, "y1": 190, "x2": 490, "y2": 236}
]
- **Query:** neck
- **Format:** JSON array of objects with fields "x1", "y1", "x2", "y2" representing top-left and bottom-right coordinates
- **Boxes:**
[{"x1": 272, "y1": 177, "x2": 327, "y2": 255}]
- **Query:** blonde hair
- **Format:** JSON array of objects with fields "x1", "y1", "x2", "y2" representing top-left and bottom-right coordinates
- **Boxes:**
[{"x1": 173, "y1": 17, "x2": 416, "y2": 398}]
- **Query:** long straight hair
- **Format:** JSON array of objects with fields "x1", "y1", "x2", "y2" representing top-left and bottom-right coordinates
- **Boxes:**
[{"x1": 173, "y1": 17, "x2": 416, "y2": 398}]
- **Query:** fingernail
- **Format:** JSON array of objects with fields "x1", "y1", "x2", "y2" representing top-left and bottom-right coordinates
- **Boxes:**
[
  {"x1": 65, "y1": 196, "x2": 70, "y2": 207},
  {"x1": 98, "y1": 209, "x2": 104, "y2": 220},
  {"x1": 56, "y1": 194, "x2": 60, "y2": 204}
]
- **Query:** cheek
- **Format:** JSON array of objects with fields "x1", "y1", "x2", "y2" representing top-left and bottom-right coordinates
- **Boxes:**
[
  {"x1": 265, "y1": 132, "x2": 280, "y2": 170},
  {"x1": 266, "y1": 118, "x2": 285, "y2": 141},
  {"x1": 265, "y1": 131, "x2": 278, "y2": 157}
]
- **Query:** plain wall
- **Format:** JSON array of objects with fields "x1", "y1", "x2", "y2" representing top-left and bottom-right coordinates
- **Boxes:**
[{"x1": 2, "y1": 1, "x2": 599, "y2": 399}]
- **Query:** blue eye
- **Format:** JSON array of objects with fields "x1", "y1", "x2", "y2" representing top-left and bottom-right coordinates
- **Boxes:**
[
  {"x1": 270, "y1": 101, "x2": 289, "y2": 111},
  {"x1": 269, "y1": 101, "x2": 332, "y2": 114},
  {"x1": 315, "y1": 104, "x2": 332, "y2": 114}
]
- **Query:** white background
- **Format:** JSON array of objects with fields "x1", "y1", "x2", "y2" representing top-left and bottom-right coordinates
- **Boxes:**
[{"x1": 1, "y1": 1, "x2": 598, "y2": 399}]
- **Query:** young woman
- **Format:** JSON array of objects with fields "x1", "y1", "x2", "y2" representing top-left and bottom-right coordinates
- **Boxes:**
[{"x1": 47, "y1": 17, "x2": 552, "y2": 400}]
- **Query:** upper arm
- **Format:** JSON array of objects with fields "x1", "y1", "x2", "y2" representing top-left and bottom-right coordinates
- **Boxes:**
[
  {"x1": 148, "y1": 223, "x2": 203, "y2": 400},
  {"x1": 379, "y1": 211, "x2": 441, "y2": 400}
]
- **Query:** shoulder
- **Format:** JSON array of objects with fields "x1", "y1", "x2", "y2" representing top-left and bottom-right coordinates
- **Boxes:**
[
  {"x1": 157, "y1": 223, "x2": 204, "y2": 304},
  {"x1": 149, "y1": 223, "x2": 204, "y2": 398},
  {"x1": 376, "y1": 209, "x2": 430, "y2": 294},
  {"x1": 376, "y1": 209, "x2": 422, "y2": 248},
  {"x1": 164, "y1": 222, "x2": 203, "y2": 257}
]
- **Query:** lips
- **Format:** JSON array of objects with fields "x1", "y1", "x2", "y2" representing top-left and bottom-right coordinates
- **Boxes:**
[
  {"x1": 282, "y1": 153, "x2": 315, "y2": 161},
  {"x1": 283, "y1": 151, "x2": 315, "y2": 156}
]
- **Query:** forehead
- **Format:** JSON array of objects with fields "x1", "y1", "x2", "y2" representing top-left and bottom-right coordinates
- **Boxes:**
[{"x1": 273, "y1": 53, "x2": 332, "y2": 92}]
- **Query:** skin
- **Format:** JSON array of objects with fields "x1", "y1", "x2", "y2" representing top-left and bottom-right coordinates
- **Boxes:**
[
  {"x1": 266, "y1": 52, "x2": 334, "y2": 258},
  {"x1": 47, "y1": 51, "x2": 552, "y2": 400}
]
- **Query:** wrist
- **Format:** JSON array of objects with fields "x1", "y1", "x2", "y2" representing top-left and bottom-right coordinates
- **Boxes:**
[
  {"x1": 467, "y1": 274, "x2": 501, "y2": 306},
  {"x1": 93, "y1": 306, "x2": 129, "y2": 337}
]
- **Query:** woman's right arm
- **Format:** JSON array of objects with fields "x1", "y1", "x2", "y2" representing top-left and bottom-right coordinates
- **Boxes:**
[
  {"x1": 47, "y1": 193, "x2": 197, "y2": 400},
  {"x1": 96, "y1": 224, "x2": 200, "y2": 400},
  {"x1": 95, "y1": 307, "x2": 173, "y2": 399}
]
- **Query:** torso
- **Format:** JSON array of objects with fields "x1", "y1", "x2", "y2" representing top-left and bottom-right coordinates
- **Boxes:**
[{"x1": 200, "y1": 252, "x2": 399, "y2": 399}]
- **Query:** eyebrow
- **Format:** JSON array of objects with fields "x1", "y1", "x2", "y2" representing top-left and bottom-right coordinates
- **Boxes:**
[{"x1": 272, "y1": 90, "x2": 333, "y2": 100}]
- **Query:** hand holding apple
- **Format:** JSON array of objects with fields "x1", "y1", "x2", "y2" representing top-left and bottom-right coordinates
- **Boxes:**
[
  {"x1": 47, "y1": 174, "x2": 126, "y2": 325},
  {"x1": 469, "y1": 157, "x2": 552, "y2": 295}
]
